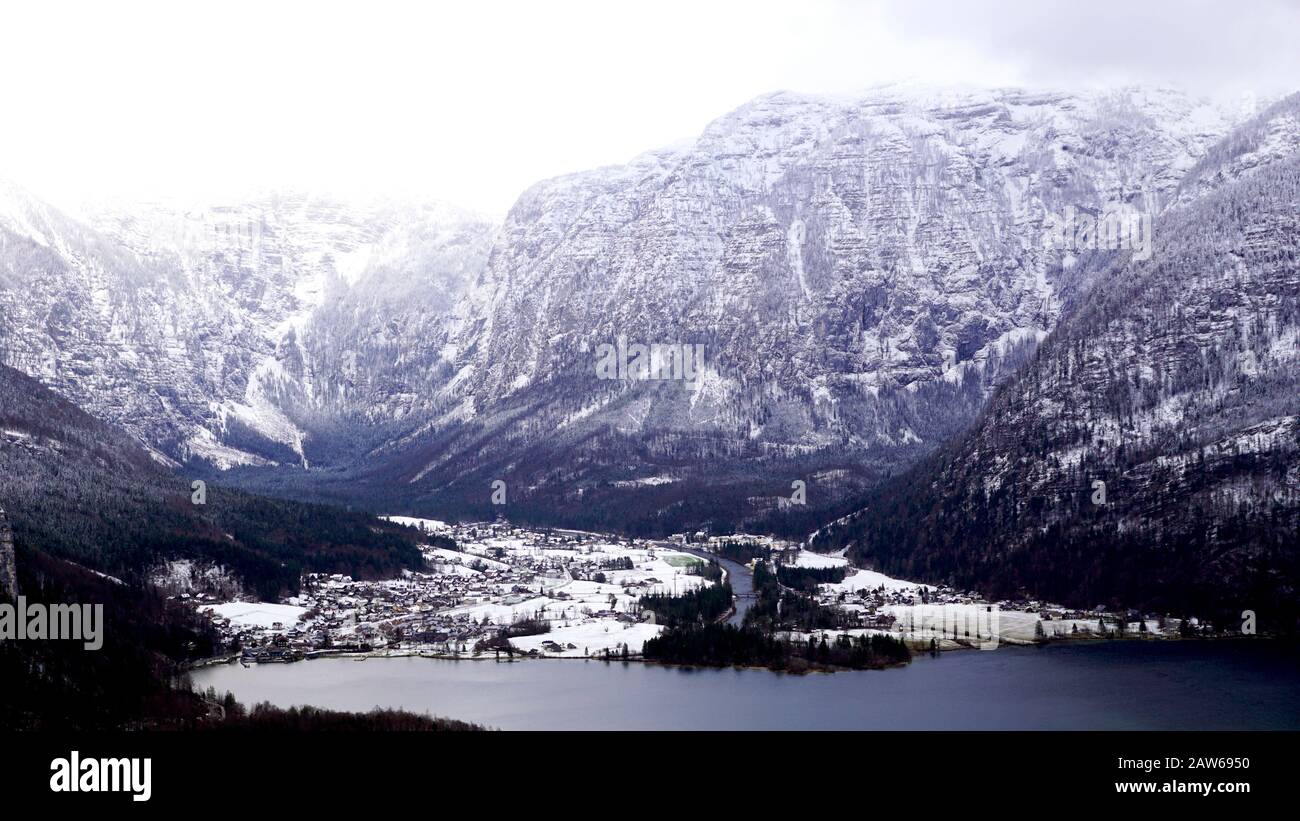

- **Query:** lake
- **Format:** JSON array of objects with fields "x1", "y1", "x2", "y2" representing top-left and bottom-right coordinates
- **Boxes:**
[{"x1": 190, "y1": 640, "x2": 1300, "y2": 730}]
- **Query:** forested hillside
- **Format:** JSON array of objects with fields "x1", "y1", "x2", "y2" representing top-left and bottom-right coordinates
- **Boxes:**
[
  {"x1": 812, "y1": 100, "x2": 1300, "y2": 628},
  {"x1": 1, "y1": 364, "x2": 423, "y2": 598},
  {"x1": 0, "y1": 363, "x2": 437, "y2": 728}
]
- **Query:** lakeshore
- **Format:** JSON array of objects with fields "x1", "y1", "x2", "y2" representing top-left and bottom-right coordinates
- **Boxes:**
[{"x1": 174, "y1": 517, "x2": 1235, "y2": 670}]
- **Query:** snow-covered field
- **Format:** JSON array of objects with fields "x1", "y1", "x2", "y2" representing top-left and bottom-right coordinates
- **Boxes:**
[
  {"x1": 444, "y1": 549, "x2": 709, "y2": 629},
  {"x1": 194, "y1": 520, "x2": 1172, "y2": 667},
  {"x1": 200, "y1": 602, "x2": 307, "y2": 629},
  {"x1": 381, "y1": 515, "x2": 452, "y2": 534},
  {"x1": 506, "y1": 622, "x2": 663, "y2": 657},
  {"x1": 790, "y1": 549, "x2": 850, "y2": 569},
  {"x1": 821, "y1": 567, "x2": 935, "y2": 595},
  {"x1": 421, "y1": 545, "x2": 512, "y2": 572}
]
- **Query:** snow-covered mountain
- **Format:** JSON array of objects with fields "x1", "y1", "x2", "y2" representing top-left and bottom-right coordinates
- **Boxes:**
[
  {"x1": 352, "y1": 85, "x2": 1254, "y2": 530},
  {"x1": 0, "y1": 183, "x2": 493, "y2": 469},
  {"x1": 455, "y1": 86, "x2": 1242, "y2": 404},
  {"x1": 0, "y1": 84, "x2": 1283, "y2": 537},
  {"x1": 812, "y1": 94, "x2": 1300, "y2": 623}
]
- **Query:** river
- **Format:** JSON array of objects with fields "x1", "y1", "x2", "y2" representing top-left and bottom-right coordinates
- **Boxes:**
[
  {"x1": 678, "y1": 545, "x2": 754, "y2": 625},
  {"x1": 190, "y1": 640, "x2": 1300, "y2": 730}
]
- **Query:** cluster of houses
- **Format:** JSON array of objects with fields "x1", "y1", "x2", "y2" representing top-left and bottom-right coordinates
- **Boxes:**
[
  {"x1": 186, "y1": 518, "x2": 1203, "y2": 662},
  {"x1": 191, "y1": 519, "x2": 715, "y2": 662},
  {"x1": 822, "y1": 581, "x2": 988, "y2": 628}
]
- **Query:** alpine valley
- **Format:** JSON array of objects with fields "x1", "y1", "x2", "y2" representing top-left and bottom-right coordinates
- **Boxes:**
[{"x1": 2, "y1": 83, "x2": 1297, "y2": 631}]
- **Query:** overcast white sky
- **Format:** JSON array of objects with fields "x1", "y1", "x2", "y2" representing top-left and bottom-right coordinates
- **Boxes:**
[{"x1": 2, "y1": 0, "x2": 1297, "y2": 214}]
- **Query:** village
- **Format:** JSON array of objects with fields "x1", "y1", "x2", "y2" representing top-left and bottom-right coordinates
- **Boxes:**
[
  {"x1": 179, "y1": 518, "x2": 1204, "y2": 666},
  {"x1": 676, "y1": 532, "x2": 1197, "y2": 649},
  {"x1": 186, "y1": 518, "x2": 718, "y2": 663},
  {"x1": 765, "y1": 544, "x2": 1196, "y2": 648}
]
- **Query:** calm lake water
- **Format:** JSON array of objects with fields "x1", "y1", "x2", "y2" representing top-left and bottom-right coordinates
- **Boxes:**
[{"x1": 190, "y1": 640, "x2": 1300, "y2": 730}]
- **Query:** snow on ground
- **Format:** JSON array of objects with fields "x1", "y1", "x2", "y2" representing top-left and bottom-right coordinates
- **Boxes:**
[
  {"x1": 791, "y1": 550, "x2": 850, "y2": 569},
  {"x1": 779, "y1": 605, "x2": 1020, "y2": 648},
  {"x1": 421, "y1": 545, "x2": 511, "y2": 572},
  {"x1": 821, "y1": 567, "x2": 935, "y2": 595},
  {"x1": 507, "y1": 621, "x2": 664, "y2": 657},
  {"x1": 200, "y1": 602, "x2": 307, "y2": 629},
  {"x1": 196, "y1": 523, "x2": 725, "y2": 661},
  {"x1": 382, "y1": 515, "x2": 452, "y2": 534},
  {"x1": 877, "y1": 605, "x2": 1167, "y2": 645},
  {"x1": 438, "y1": 542, "x2": 710, "y2": 629},
  {"x1": 445, "y1": 596, "x2": 555, "y2": 624},
  {"x1": 429, "y1": 563, "x2": 482, "y2": 577},
  {"x1": 1041, "y1": 618, "x2": 1106, "y2": 637},
  {"x1": 883, "y1": 603, "x2": 1024, "y2": 645},
  {"x1": 185, "y1": 427, "x2": 274, "y2": 470}
]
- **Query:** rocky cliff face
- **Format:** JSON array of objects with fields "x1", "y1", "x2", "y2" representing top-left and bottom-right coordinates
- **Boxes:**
[
  {"x1": 812, "y1": 95, "x2": 1300, "y2": 622},
  {"x1": 366, "y1": 86, "x2": 1250, "y2": 530},
  {"x1": 455, "y1": 87, "x2": 1238, "y2": 405},
  {"x1": 0, "y1": 183, "x2": 493, "y2": 469}
]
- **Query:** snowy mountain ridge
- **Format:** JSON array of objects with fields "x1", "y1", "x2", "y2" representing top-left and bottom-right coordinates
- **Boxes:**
[
  {"x1": 0, "y1": 183, "x2": 494, "y2": 469},
  {"x1": 0, "y1": 84, "x2": 1288, "y2": 535}
]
